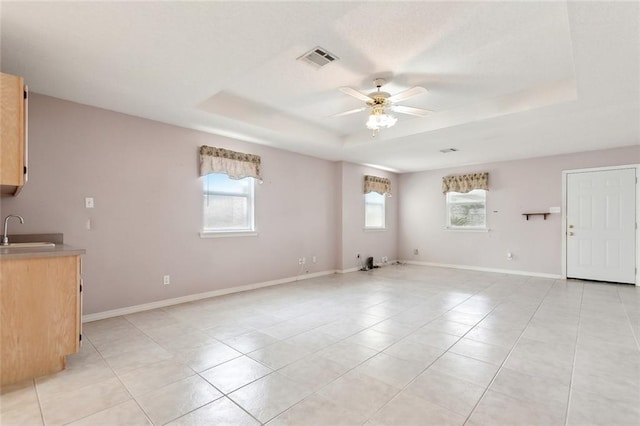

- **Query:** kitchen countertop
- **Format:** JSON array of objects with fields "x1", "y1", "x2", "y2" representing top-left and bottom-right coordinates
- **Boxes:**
[{"x1": 0, "y1": 244, "x2": 85, "y2": 259}]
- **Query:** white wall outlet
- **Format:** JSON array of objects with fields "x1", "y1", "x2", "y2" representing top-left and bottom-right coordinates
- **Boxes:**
[
  {"x1": 298, "y1": 258, "x2": 303, "y2": 265},
  {"x1": 382, "y1": 256, "x2": 388, "y2": 263},
  {"x1": 85, "y1": 197, "x2": 94, "y2": 209},
  {"x1": 312, "y1": 256, "x2": 317, "y2": 263},
  {"x1": 549, "y1": 207, "x2": 561, "y2": 213},
  {"x1": 356, "y1": 253, "x2": 360, "y2": 259},
  {"x1": 413, "y1": 249, "x2": 419, "y2": 255},
  {"x1": 163, "y1": 275, "x2": 170, "y2": 285}
]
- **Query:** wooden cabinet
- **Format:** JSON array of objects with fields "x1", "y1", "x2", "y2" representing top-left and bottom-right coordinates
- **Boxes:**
[
  {"x1": 1, "y1": 255, "x2": 81, "y2": 386},
  {"x1": 0, "y1": 72, "x2": 28, "y2": 196}
]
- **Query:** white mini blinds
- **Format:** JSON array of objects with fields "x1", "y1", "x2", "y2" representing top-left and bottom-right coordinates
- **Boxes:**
[
  {"x1": 364, "y1": 175, "x2": 391, "y2": 195},
  {"x1": 199, "y1": 145, "x2": 262, "y2": 181}
]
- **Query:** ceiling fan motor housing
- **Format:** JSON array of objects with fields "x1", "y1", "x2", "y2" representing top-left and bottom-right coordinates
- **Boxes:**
[
  {"x1": 367, "y1": 92, "x2": 391, "y2": 106},
  {"x1": 368, "y1": 77, "x2": 391, "y2": 106}
]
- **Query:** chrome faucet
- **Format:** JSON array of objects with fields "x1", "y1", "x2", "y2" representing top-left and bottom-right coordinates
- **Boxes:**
[{"x1": 2, "y1": 215, "x2": 24, "y2": 246}]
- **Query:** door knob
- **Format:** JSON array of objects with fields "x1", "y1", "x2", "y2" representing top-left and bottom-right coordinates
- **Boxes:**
[
  {"x1": 568, "y1": 232, "x2": 574, "y2": 236},
  {"x1": 569, "y1": 225, "x2": 574, "y2": 229}
]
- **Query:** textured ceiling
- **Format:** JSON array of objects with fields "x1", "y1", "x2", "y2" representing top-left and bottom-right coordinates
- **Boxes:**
[{"x1": 1, "y1": 1, "x2": 638, "y2": 172}]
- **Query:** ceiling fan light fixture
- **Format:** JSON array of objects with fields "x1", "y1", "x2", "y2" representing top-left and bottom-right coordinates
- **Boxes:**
[
  {"x1": 366, "y1": 113, "x2": 397, "y2": 130},
  {"x1": 366, "y1": 106, "x2": 397, "y2": 130}
]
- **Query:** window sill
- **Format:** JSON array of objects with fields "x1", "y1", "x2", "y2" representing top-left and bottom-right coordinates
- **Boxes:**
[
  {"x1": 363, "y1": 227, "x2": 387, "y2": 232},
  {"x1": 444, "y1": 227, "x2": 490, "y2": 233},
  {"x1": 200, "y1": 231, "x2": 259, "y2": 239}
]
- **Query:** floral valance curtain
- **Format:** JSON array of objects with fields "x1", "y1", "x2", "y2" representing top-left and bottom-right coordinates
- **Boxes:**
[
  {"x1": 199, "y1": 145, "x2": 262, "y2": 180},
  {"x1": 442, "y1": 172, "x2": 489, "y2": 193},
  {"x1": 364, "y1": 175, "x2": 391, "y2": 195}
]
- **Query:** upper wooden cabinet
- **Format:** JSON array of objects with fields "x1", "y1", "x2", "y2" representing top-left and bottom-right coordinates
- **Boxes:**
[{"x1": 0, "y1": 72, "x2": 28, "y2": 196}]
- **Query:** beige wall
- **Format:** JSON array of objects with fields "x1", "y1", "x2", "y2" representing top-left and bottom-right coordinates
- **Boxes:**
[
  {"x1": 338, "y1": 162, "x2": 398, "y2": 271},
  {"x1": 0, "y1": 94, "x2": 398, "y2": 314},
  {"x1": 398, "y1": 145, "x2": 640, "y2": 276},
  {"x1": 2, "y1": 93, "x2": 636, "y2": 315}
]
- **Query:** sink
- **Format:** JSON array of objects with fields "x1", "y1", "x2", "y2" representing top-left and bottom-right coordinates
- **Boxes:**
[{"x1": 2, "y1": 242, "x2": 56, "y2": 248}]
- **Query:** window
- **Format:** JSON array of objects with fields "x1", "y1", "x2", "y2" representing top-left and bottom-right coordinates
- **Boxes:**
[
  {"x1": 203, "y1": 173, "x2": 254, "y2": 233},
  {"x1": 365, "y1": 192, "x2": 386, "y2": 229},
  {"x1": 446, "y1": 189, "x2": 487, "y2": 229}
]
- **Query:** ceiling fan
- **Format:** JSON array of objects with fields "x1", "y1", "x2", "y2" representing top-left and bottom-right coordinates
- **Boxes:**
[{"x1": 333, "y1": 78, "x2": 432, "y2": 135}]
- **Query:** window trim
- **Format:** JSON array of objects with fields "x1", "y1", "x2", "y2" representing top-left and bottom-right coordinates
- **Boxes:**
[
  {"x1": 202, "y1": 174, "x2": 255, "y2": 234},
  {"x1": 445, "y1": 189, "x2": 488, "y2": 231},
  {"x1": 200, "y1": 230, "x2": 258, "y2": 238},
  {"x1": 364, "y1": 192, "x2": 386, "y2": 230},
  {"x1": 444, "y1": 227, "x2": 490, "y2": 233}
]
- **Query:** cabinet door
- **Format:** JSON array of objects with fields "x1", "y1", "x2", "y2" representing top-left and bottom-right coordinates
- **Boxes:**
[
  {"x1": 0, "y1": 72, "x2": 26, "y2": 188},
  {"x1": 1, "y1": 255, "x2": 81, "y2": 385}
]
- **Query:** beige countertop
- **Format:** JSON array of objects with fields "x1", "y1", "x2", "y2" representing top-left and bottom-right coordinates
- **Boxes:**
[{"x1": 0, "y1": 244, "x2": 85, "y2": 259}]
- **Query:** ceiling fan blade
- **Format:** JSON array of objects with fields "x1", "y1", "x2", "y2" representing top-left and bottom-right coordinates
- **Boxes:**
[
  {"x1": 390, "y1": 105, "x2": 432, "y2": 117},
  {"x1": 330, "y1": 107, "x2": 367, "y2": 117},
  {"x1": 339, "y1": 87, "x2": 374, "y2": 102},
  {"x1": 387, "y1": 86, "x2": 427, "y2": 103}
]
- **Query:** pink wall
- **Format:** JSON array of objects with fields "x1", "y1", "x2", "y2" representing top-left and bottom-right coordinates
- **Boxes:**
[
  {"x1": 398, "y1": 145, "x2": 640, "y2": 275},
  {"x1": 338, "y1": 162, "x2": 398, "y2": 271},
  {"x1": 3, "y1": 93, "x2": 634, "y2": 314},
  {"x1": 0, "y1": 94, "x2": 397, "y2": 314}
]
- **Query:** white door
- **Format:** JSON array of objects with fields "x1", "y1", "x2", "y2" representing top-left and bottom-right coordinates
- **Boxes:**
[{"x1": 566, "y1": 168, "x2": 636, "y2": 284}]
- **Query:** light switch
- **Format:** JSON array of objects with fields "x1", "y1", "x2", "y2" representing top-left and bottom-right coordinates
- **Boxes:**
[{"x1": 85, "y1": 197, "x2": 94, "y2": 209}]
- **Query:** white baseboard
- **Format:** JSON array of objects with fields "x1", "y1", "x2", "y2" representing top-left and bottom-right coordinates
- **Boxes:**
[
  {"x1": 86, "y1": 260, "x2": 554, "y2": 323},
  {"x1": 337, "y1": 267, "x2": 361, "y2": 274},
  {"x1": 337, "y1": 259, "x2": 399, "y2": 274},
  {"x1": 83, "y1": 269, "x2": 337, "y2": 323},
  {"x1": 402, "y1": 260, "x2": 562, "y2": 279}
]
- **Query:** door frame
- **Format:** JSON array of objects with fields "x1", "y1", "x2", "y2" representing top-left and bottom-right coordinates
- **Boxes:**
[{"x1": 561, "y1": 164, "x2": 639, "y2": 285}]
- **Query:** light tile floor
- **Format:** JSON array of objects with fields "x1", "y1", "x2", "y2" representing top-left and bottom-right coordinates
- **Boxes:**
[{"x1": 2, "y1": 265, "x2": 639, "y2": 425}]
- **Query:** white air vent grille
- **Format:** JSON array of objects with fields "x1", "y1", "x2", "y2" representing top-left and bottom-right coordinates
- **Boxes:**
[
  {"x1": 297, "y1": 47, "x2": 338, "y2": 68},
  {"x1": 439, "y1": 148, "x2": 459, "y2": 153}
]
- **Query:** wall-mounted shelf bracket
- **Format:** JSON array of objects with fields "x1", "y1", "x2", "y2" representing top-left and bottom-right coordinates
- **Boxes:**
[{"x1": 522, "y1": 212, "x2": 549, "y2": 220}]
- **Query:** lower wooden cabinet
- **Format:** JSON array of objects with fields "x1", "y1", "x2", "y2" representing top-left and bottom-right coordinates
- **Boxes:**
[{"x1": 1, "y1": 255, "x2": 81, "y2": 386}]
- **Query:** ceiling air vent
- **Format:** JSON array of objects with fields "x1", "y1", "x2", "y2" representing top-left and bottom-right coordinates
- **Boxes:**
[
  {"x1": 439, "y1": 148, "x2": 459, "y2": 154},
  {"x1": 297, "y1": 47, "x2": 338, "y2": 68}
]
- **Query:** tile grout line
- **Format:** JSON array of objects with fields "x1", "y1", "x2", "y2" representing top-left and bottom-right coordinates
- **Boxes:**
[
  {"x1": 362, "y1": 274, "x2": 515, "y2": 423},
  {"x1": 104, "y1": 284, "x2": 394, "y2": 424},
  {"x1": 615, "y1": 286, "x2": 640, "y2": 353},
  {"x1": 117, "y1": 314, "x2": 253, "y2": 426},
  {"x1": 46, "y1": 269, "x2": 595, "y2": 425},
  {"x1": 229, "y1": 267, "x2": 495, "y2": 424},
  {"x1": 31, "y1": 378, "x2": 46, "y2": 426},
  {"x1": 76, "y1": 272, "x2": 518, "y2": 423},
  {"x1": 164, "y1": 382, "x2": 263, "y2": 426},
  {"x1": 563, "y1": 280, "x2": 586, "y2": 426},
  {"x1": 119, "y1": 315, "x2": 203, "y2": 426},
  {"x1": 36, "y1": 331, "x2": 150, "y2": 425},
  {"x1": 461, "y1": 277, "x2": 558, "y2": 425},
  {"x1": 166, "y1": 284, "x2": 399, "y2": 424},
  {"x1": 111, "y1": 313, "x2": 263, "y2": 425},
  {"x1": 83, "y1": 332, "x2": 156, "y2": 426}
]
